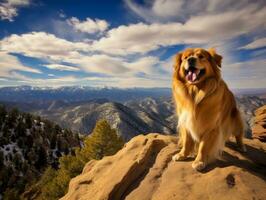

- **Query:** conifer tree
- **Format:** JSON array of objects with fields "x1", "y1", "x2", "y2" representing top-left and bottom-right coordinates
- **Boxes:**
[
  {"x1": 77, "y1": 119, "x2": 124, "y2": 162},
  {"x1": 35, "y1": 120, "x2": 124, "y2": 200},
  {"x1": 25, "y1": 113, "x2": 33, "y2": 129},
  {"x1": 0, "y1": 105, "x2": 7, "y2": 125}
]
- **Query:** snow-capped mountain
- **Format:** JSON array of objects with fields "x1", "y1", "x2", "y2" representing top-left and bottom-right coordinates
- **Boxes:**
[{"x1": 0, "y1": 85, "x2": 171, "y2": 102}]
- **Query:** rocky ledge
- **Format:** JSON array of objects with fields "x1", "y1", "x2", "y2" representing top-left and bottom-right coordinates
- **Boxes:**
[
  {"x1": 252, "y1": 105, "x2": 266, "y2": 142},
  {"x1": 61, "y1": 134, "x2": 266, "y2": 200}
]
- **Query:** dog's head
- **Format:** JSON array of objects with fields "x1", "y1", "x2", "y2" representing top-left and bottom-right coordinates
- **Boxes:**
[{"x1": 173, "y1": 48, "x2": 222, "y2": 84}]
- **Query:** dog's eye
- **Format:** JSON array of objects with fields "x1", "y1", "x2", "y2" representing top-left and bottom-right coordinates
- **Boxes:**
[{"x1": 198, "y1": 54, "x2": 204, "y2": 59}]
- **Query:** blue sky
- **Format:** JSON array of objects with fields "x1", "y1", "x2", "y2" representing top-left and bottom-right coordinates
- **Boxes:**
[{"x1": 0, "y1": 0, "x2": 265, "y2": 88}]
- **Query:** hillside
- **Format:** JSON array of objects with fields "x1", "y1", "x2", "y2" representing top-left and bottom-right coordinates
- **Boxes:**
[
  {"x1": 0, "y1": 106, "x2": 81, "y2": 199},
  {"x1": 61, "y1": 134, "x2": 266, "y2": 200},
  {"x1": 0, "y1": 85, "x2": 265, "y2": 141},
  {"x1": 31, "y1": 96, "x2": 265, "y2": 140},
  {"x1": 32, "y1": 99, "x2": 176, "y2": 141}
]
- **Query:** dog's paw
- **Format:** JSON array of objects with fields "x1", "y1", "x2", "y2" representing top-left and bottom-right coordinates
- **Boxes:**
[
  {"x1": 172, "y1": 153, "x2": 187, "y2": 161},
  {"x1": 192, "y1": 161, "x2": 206, "y2": 171}
]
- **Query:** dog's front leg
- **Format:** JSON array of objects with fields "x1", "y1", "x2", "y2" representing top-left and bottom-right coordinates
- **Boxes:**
[
  {"x1": 172, "y1": 127, "x2": 194, "y2": 161},
  {"x1": 192, "y1": 128, "x2": 219, "y2": 171}
]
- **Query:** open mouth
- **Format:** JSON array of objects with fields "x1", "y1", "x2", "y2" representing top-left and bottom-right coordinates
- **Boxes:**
[{"x1": 185, "y1": 68, "x2": 206, "y2": 82}]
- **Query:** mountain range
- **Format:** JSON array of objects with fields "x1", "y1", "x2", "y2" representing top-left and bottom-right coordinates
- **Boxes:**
[
  {"x1": 0, "y1": 86, "x2": 171, "y2": 103},
  {"x1": 1, "y1": 85, "x2": 266, "y2": 102},
  {"x1": 1, "y1": 96, "x2": 265, "y2": 141}
]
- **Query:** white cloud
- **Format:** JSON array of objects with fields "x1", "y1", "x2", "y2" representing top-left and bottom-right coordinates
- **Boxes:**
[
  {"x1": 127, "y1": 56, "x2": 161, "y2": 74},
  {"x1": 0, "y1": 32, "x2": 89, "y2": 61},
  {"x1": 43, "y1": 64, "x2": 80, "y2": 71},
  {"x1": 8, "y1": 71, "x2": 82, "y2": 86},
  {"x1": 125, "y1": 0, "x2": 184, "y2": 22},
  {"x1": 65, "y1": 54, "x2": 163, "y2": 76},
  {"x1": 58, "y1": 10, "x2": 66, "y2": 18},
  {"x1": 240, "y1": 37, "x2": 266, "y2": 50},
  {"x1": 7, "y1": 0, "x2": 30, "y2": 6},
  {"x1": 93, "y1": 5, "x2": 265, "y2": 55},
  {"x1": 67, "y1": 17, "x2": 109, "y2": 34},
  {"x1": 1, "y1": 0, "x2": 265, "y2": 89},
  {"x1": 0, "y1": 52, "x2": 41, "y2": 78},
  {"x1": 0, "y1": 3, "x2": 17, "y2": 21},
  {"x1": 0, "y1": 31, "x2": 164, "y2": 77},
  {"x1": 125, "y1": 0, "x2": 265, "y2": 23},
  {"x1": 0, "y1": 0, "x2": 30, "y2": 21},
  {"x1": 222, "y1": 59, "x2": 266, "y2": 89},
  {"x1": 68, "y1": 54, "x2": 130, "y2": 75}
]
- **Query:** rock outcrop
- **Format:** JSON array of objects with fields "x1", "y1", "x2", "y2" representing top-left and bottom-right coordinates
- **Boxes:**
[
  {"x1": 61, "y1": 134, "x2": 266, "y2": 200},
  {"x1": 252, "y1": 105, "x2": 266, "y2": 142}
]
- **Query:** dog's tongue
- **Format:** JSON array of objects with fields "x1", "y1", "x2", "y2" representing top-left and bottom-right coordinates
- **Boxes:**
[{"x1": 187, "y1": 71, "x2": 197, "y2": 82}]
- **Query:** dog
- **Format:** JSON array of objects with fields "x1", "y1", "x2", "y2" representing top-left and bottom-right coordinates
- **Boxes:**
[{"x1": 172, "y1": 48, "x2": 246, "y2": 171}]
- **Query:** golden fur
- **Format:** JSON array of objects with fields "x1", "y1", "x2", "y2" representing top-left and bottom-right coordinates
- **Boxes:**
[{"x1": 172, "y1": 48, "x2": 246, "y2": 171}]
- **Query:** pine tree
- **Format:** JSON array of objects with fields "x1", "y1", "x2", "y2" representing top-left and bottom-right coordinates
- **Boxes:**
[
  {"x1": 0, "y1": 105, "x2": 7, "y2": 125},
  {"x1": 0, "y1": 150, "x2": 3, "y2": 167},
  {"x1": 16, "y1": 119, "x2": 26, "y2": 137},
  {"x1": 35, "y1": 146, "x2": 47, "y2": 169},
  {"x1": 25, "y1": 113, "x2": 33, "y2": 129},
  {"x1": 6, "y1": 108, "x2": 19, "y2": 128},
  {"x1": 50, "y1": 132, "x2": 57, "y2": 149},
  {"x1": 77, "y1": 119, "x2": 124, "y2": 162}
]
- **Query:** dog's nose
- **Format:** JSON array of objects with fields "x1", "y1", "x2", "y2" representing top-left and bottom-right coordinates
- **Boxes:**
[{"x1": 187, "y1": 57, "x2": 196, "y2": 67}]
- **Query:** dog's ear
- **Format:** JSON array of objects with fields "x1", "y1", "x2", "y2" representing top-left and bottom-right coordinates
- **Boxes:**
[
  {"x1": 173, "y1": 52, "x2": 182, "y2": 71},
  {"x1": 208, "y1": 48, "x2": 222, "y2": 68}
]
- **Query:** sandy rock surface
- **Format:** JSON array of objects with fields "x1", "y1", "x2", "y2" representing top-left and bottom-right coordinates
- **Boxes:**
[
  {"x1": 252, "y1": 105, "x2": 266, "y2": 142},
  {"x1": 61, "y1": 134, "x2": 266, "y2": 200}
]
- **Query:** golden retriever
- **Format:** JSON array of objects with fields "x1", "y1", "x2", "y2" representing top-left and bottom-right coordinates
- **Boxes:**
[{"x1": 172, "y1": 48, "x2": 246, "y2": 171}]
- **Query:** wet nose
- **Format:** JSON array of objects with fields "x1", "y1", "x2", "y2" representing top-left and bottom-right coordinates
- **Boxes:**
[{"x1": 187, "y1": 57, "x2": 196, "y2": 67}]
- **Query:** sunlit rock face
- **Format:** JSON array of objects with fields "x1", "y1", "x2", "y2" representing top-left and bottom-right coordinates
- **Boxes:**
[{"x1": 61, "y1": 133, "x2": 266, "y2": 200}]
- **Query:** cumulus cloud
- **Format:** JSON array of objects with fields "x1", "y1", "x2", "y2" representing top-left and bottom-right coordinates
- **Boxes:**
[
  {"x1": 0, "y1": 32, "x2": 89, "y2": 61},
  {"x1": 69, "y1": 54, "x2": 130, "y2": 75},
  {"x1": 0, "y1": 0, "x2": 30, "y2": 21},
  {"x1": 127, "y1": 56, "x2": 161, "y2": 74},
  {"x1": 240, "y1": 37, "x2": 266, "y2": 50},
  {"x1": 67, "y1": 17, "x2": 109, "y2": 34},
  {"x1": 0, "y1": 31, "x2": 165, "y2": 77},
  {"x1": 9, "y1": 72, "x2": 82, "y2": 87},
  {"x1": 65, "y1": 54, "x2": 163, "y2": 76},
  {"x1": 125, "y1": 0, "x2": 266, "y2": 23},
  {"x1": 0, "y1": 52, "x2": 41, "y2": 78},
  {"x1": 92, "y1": 4, "x2": 265, "y2": 55},
  {"x1": 1, "y1": 0, "x2": 265, "y2": 88},
  {"x1": 222, "y1": 59, "x2": 266, "y2": 89},
  {"x1": 43, "y1": 64, "x2": 80, "y2": 71},
  {"x1": 125, "y1": 0, "x2": 184, "y2": 22}
]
